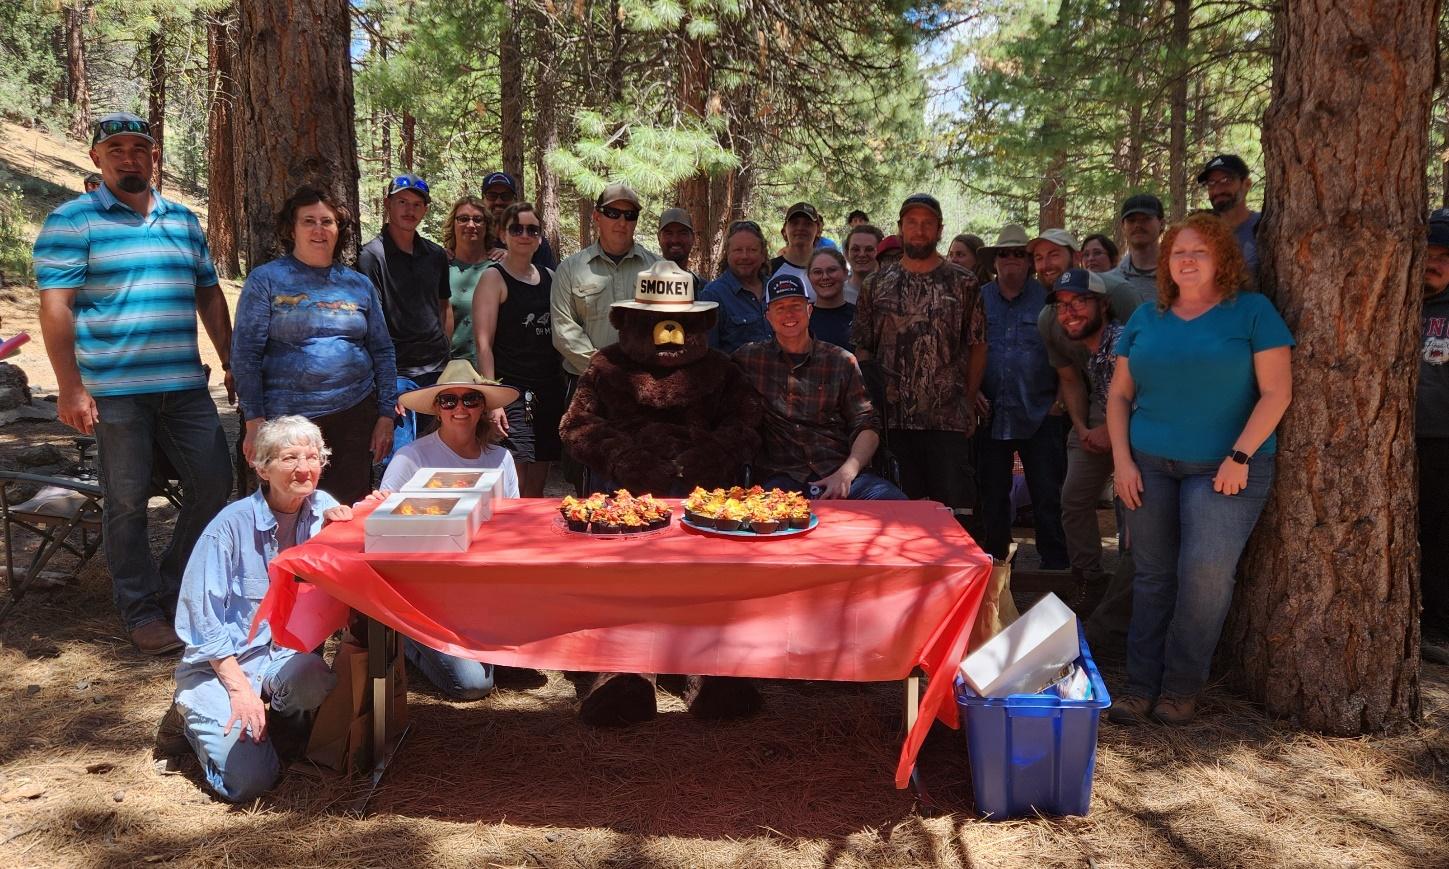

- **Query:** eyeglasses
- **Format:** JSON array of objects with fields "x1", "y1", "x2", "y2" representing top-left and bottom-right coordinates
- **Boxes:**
[
  {"x1": 1202, "y1": 176, "x2": 1240, "y2": 190},
  {"x1": 596, "y1": 205, "x2": 640, "y2": 222},
  {"x1": 274, "y1": 452, "x2": 324, "y2": 469},
  {"x1": 454, "y1": 214, "x2": 488, "y2": 225},
  {"x1": 508, "y1": 223, "x2": 542, "y2": 237},
  {"x1": 387, "y1": 175, "x2": 430, "y2": 198},
  {"x1": 92, "y1": 117, "x2": 151, "y2": 144},
  {"x1": 1056, "y1": 296, "x2": 1097, "y2": 312},
  {"x1": 435, "y1": 392, "x2": 486, "y2": 410}
]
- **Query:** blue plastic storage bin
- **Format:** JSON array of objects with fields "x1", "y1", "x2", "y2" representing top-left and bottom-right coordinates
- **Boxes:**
[{"x1": 955, "y1": 624, "x2": 1111, "y2": 819}]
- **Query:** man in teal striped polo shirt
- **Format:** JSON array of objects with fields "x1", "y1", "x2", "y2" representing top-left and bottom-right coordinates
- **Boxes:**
[{"x1": 33, "y1": 112, "x2": 234, "y2": 656}]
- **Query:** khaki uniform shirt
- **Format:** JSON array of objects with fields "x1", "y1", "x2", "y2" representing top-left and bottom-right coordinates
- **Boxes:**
[{"x1": 550, "y1": 242, "x2": 659, "y2": 375}]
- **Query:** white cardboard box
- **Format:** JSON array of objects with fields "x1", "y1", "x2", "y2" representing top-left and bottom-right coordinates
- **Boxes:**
[
  {"x1": 364, "y1": 491, "x2": 486, "y2": 553},
  {"x1": 959, "y1": 592, "x2": 1079, "y2": 697},
  {"x1": 396, "y1": 467, "x2": 503, "y2": 520}
]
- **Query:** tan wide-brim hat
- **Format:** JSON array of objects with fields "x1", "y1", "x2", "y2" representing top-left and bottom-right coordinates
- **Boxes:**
[
  {"x1": 982, "y1": 223, "x2": 1031, "y2": 254},
  {"x1": 611, "y1": 260, "x2": 718, "y2": 314},
  {"x1": 399, "y1": 359, "x2": 520, "y2": 415}
]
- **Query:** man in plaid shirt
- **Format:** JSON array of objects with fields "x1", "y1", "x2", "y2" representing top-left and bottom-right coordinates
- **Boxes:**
[{"x1": 732, "y1": 274, "x2": 906, "y2": 500}]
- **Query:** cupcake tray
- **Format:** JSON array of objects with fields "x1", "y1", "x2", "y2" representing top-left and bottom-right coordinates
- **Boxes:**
[
  {"x1": 680, "y1": 513, "x2": 818, "y2": 539},
  {"x1": 551, "y1": 515, "x2": 673, "y2": 539}
]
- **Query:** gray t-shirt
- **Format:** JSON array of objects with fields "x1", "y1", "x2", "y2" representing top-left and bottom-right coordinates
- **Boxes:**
[
  {"x1": 1038, "y1": 271, "x2": 1144, "y2": 427},
  {"x1": 273, "y1": 509, "x2": 302, "y2": 552},
  {"x1": 1109, "y1": 251, "x2": 1159, "y2": 304},
  {"x1": 1419, "y1": 289, "x2": 1449, "y2": 438}
]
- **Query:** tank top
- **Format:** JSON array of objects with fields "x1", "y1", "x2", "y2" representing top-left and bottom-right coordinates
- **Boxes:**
[{"x1": 491, "y1": 264, "x2": 560, "y2": 388}]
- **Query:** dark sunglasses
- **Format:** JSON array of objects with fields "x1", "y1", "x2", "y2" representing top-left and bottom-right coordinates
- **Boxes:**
[
  {"x1": 996, "y1": 249, "x2": 1028, "y2": 259},
  {"x1": 435, "y1": 392, "x2": 486, "y2": 410},
  {"x1": 508, "y1": 223, "x2": 543, "y2": 237},
  {"x1": 387, "y1": 175, "x2": 430, "y2": 197},
  {"x1": 596, "y1": 205, "x2": 640, "y2": 221},
  {"x1": 454, "y1": 214, "x2": 488, "y2": 225},
  {"x1": 93, "y1": 117, "x2": 152, "y2": 144}
]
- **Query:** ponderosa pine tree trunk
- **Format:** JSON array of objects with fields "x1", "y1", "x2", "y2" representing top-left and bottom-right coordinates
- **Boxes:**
[
  {"x1": 529, "y1": 4, "x2": 561, "y2": 257},
  {"x1": 675, "y1": 21, "x2": 714, "y2": 270},
  {"x1": 1166, "y1": 0, "x2": 1190, "y2": 219},
  {"x1": 206, "y1": 12, "x2": 240, "y2": 278},
  {"x1": 236, "y1": 0, "x2": 359, "y2": 266},
  {"x1": 148, "y1": 29, "x2": 166, "y2": 191},
  {"x1": 500, "y1": 0, "x2": 525, "y2": 188},
  {"x1": 1226, "y1": 0, "x2": 1435, "y2": 733},
  {"x1": 63, "y1": 3, "x2": 89, "y2": 140}
]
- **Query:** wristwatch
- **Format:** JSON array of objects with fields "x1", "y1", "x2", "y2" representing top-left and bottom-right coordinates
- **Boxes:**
[{"x1": 1229, "y1": 450, "x2": 1250, "y2": 465}]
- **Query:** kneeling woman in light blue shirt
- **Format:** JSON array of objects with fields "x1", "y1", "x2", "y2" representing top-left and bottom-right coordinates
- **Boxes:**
[
  {"x1": 170, "y1": 416, "x2": 352, "y2": 802},
  {"x1": 1106, "y1": 212, "x2": 1294, "y2": 726}
]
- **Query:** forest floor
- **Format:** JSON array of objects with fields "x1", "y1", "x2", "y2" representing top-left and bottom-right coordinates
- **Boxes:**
[{"x1": 1, "y1": 120, "x2": 1447, "y2": 869}]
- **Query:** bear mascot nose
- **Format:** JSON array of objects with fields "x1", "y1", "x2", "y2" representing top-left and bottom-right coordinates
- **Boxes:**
[{"x1": 653, "y1": 320, "x2": 686, "y2": 346}]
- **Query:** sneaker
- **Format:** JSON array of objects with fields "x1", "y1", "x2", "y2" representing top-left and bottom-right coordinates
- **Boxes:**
[
  {"x1": 154, "y1": 703, "x2": 191, "y2": 757},
  {"x1": 1153, "y1": 694, "x2": 1198, "y2": 725},
  {"x1": 1106, "y1": 694, "x2": 1153, "y2": 726},
  {"x1": 131, "y1": 621, "x2": 183, "y2": 656}
]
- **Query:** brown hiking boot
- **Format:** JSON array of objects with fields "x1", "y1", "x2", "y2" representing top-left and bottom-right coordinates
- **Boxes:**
[
  {"x1": 1153, "y1": 694, "x2": 1198, "y2": 725},
  {"x1": 154, "y1": 703, "x2": 191, "y2": 757},
  {"x1": 1106, "y1": 694, "x2": 1153, "y2": 726},
  {"x1": 131, "y1": 621, "x2": 183, "y2": 656}
]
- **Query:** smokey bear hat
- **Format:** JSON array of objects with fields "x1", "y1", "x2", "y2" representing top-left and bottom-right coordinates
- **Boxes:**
[{"x1": 611, "y1": 260, "x2": 718, "y2": 314}]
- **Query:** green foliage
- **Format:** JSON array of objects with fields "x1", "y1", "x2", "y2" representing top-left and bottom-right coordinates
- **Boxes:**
[
  {"x1": 0, "y1": 1, "x2": 67, "y2": 127},
  {"x1": 0, "y1": 182, "x2": 33, "y2": 285}
]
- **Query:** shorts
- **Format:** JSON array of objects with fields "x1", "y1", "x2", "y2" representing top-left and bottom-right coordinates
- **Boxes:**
[{"x1": 500, "y1": 381, "x2": 565, "y2": 463}]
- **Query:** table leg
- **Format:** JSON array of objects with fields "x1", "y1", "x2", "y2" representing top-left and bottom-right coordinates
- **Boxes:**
[
  {"x1": 903, "y1": 670, "x2": 940, "y2": 815},
  {"x1": 354, "y1": 616, "x2": 410, "y2": 812}
]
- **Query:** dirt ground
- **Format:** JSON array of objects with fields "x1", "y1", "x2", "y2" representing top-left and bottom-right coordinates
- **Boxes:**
[{"x1": 1, "y1": 120, "x2": 1447, "y2": 869}]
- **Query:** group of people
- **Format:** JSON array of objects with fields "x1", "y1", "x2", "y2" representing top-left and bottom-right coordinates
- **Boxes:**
[{"x1": 45, "y1": 109, "x2": 1426, "y2": 804}]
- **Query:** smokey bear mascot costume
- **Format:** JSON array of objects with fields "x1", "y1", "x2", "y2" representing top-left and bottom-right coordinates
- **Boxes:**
[{"x1": 560, "y1": 260, "x2": 765, "y2": 726}]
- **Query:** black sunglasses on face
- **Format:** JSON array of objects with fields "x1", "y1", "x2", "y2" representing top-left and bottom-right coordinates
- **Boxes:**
[
  {"x1": 596, "y1": 205, "x2": 640, "y2": 222},
  {"x1": 996, "y1": 250, "x2": 1028, "y2": 259},
  {"x1": 435, "y1": 392, "x2": 486, "y2": 409},
  {"x1": 454, "y1": 215, "x2": 487, "y2": 225},
  {"x1": 93, "y1": 117, "x2": 151, "y2": 144},
  {"x1": 508, "y1": 223, "x2": 543, "y2": 237}
]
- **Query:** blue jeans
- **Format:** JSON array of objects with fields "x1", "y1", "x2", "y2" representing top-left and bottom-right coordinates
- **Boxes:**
[
  {"x1": 979, "y1": 414, "x2": 1069, "y2": 566},
  {"x1": 1123, "y1": 450, "x2": 1274, "y2": 699},
  {"x1": 178, "y1": 651, "x2": 335, "y2": 803},
  {"x1": 761, "y1": 471, "x2": 907, "y2": 501},
  {"x1": 93, "y1": 388, "x2": 232, "y2": 631},
  {"x1": 405, "y1": 638, "x2": 494, "y2": 700}
]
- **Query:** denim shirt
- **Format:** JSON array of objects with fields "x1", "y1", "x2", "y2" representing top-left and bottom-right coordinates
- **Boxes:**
[
  {"x1": 982, "y1": 278, "x2": 1058, "y2": 440},
  {"x1": 232, "y1": 255, "x2": 399, "y2": 420},
  {"x1": 173, "y1": 488, "x2": 338, "y2": 701},
  {"x1": 700, "y1": 270, "x2": 772, "y2": 353}
]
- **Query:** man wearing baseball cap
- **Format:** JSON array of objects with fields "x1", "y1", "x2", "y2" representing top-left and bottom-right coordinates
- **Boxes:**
[
  {"x1": 853, "y1": 194, "x2": 986, "y2": 516},
  {"x1": 358, "y1": 173, "x2": 452, "y2": 386},
  {"x1": 550, "y1": 181, "x2": 659, "y2": 380},
  {"x1": 657, "y1": 207, "x2": 702, "y2": 285},
  {"x1": 1197, "y1": 154, "x2": 1260, "y2": 284},
  {"x1": 480, "y1": 171, "x2": 555, "y2": 268},
  {"x1": 32, "y1": 111, "x2": 235, "y2": 654},
  {"x1": 1110, "y1": 193, "x2": 1165, "y2": 303},
  {"x1": 732, "y1": 275, "x2": 906, "y2": 501},
  {"x1": 770, "y1": 201, "x2": 821, "y2": 299},
  {"x1": 1419, "y1": 211, "x2": 1449, "y2": 649},
  {"x1": 976, "y1": 223, "x2": 1068, "y2": 568}
]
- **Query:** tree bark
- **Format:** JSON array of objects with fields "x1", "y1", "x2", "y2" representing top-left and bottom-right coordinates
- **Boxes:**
[
  {"x1": 1226, "y1": 0, "x2": 1436, "y2": 733},
  {"x1": 206, "y1": 11, "x2": 241, "y2": 278},
  {"x1": 1167, "y1": 0, "x2": 1190, "y2": 219},
  {"x1": 148, "y1": 29, "x2": 166, "y2": 191},
  {"x1": 63, "y1": 3, "x2": 90, "y2": 140},
  {"x1": 401, "y1": 112, "x2": 416, "y2": 173},
  {"x1": 530, "y1": 4, "x2": 561, "y2": 257},
  {"x1": 674, "y1": 20, "x2": 714, "y2": 269},
  {"x1": 236, "y1": 0, "x2": 360, "y2": 266},
  {"x1": 501, "y1": 0, "x2": 525, "y2": 188},
  {"x1": 1037, "y1": 146, "x2": 1066, "y2": 230}
]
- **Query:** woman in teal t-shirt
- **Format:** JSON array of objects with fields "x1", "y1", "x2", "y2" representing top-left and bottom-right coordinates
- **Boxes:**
[
  {"x1": 441, "y1": 195, "x2": 495, "y2": 364},
  {"x1": 1105, "y1": 212, "x2": 1294, "y2": 726}
]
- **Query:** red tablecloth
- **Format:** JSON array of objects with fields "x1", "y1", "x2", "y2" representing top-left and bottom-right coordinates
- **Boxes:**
[{"x1": 254, "y1": 498, "x2": 991, "y2": 788}]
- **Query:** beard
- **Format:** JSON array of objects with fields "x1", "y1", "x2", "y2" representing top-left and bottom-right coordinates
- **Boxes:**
[
  {"x1": 902, "y1": 241, "x2": 936, "y2": 260},
  {"x1": 117, "y1": 174, "x2": 148, "y2": 193},
  {"x1": 1209, "y1": 193, "x2": 1235, "y2": 214},
  {"x1": 1063, "y1": 309, "x2": 1105, "y2": 341}
]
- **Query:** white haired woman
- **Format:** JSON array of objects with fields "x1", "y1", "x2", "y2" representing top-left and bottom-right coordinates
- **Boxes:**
[{"x1": 162, "y1": 416, "x2": 351, "y2": 803}]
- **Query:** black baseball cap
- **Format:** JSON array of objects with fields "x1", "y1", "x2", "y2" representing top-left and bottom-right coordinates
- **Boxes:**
[
  {"x1": 481, "y1": 172, "x2": 517, "y2": 193},
  {"x1": 1120, "y1": 193, "x2": 1164, "y2": 220},
  {"x1": 1430, "y1": 209, "x2": 1449, "y2": 247},
  {"x1": 765, "y1": 273, "x2": 809, "y2": 306},
  {"x1": 899, "y1": 193, "x2": 943, "y2": 221},
  {"x1": 785, "y1": 202, "x2": 821, "y2": 223},
  {"x1": 1196, "y1": 154, "x2": 1250, "y2": 184}
]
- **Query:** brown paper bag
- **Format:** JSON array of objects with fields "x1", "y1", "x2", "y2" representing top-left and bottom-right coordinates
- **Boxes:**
[
  {"x1": 968, "y1": 544, "x2": 1022, "y2": 652},
  {"x1": 306, "y1": 641, "x2": 407, "y2": 773}
]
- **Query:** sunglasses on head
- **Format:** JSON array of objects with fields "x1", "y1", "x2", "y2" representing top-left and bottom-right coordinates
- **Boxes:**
[
  {"x1": 93, "y1": 117, "x2": 151, "y2": 144},
  {"x1": 729, "y1": 220, "x2": 761, "y2": 232},
  {"x1": 508, "y1": 223, "x2": 542, "y2": 237},
  {"x1": 435, "y1": 392, "x2": 486, "y2": 410},
  {"x1": 387, "y1": 175, "x2": 430, "y2": 197},
  {"x1": 596, "y1": 205, "x2": 640, "y2": 222}
]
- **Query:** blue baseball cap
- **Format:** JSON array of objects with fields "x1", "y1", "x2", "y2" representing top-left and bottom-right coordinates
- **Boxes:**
[
  {"x1": 765, "y1": 273, "x2": 809, "y2": 306},
  {"x1": 1047, "y1": 268, "x2": 1107, "y2": 304},
  {"x1": 1431, "y1": 209, "x2": 1449, "y2": 248}
]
